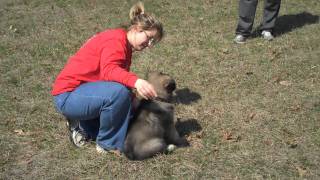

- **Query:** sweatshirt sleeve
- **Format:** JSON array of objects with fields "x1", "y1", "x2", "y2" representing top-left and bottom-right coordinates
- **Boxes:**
[{"x1": 100, "y1": 39, "x2": 138, "y2": 88}]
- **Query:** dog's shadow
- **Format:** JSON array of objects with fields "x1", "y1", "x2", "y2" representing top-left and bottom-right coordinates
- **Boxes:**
[
  {"x1": 174, "y1": 88, "x2": 201, "y2": 105},
  {"x1": 252, "y1": 11, "x2": 319, "y2": 37},
  {"x1": 173, "y1": 88, "x2": 202, "y2": 136},
  {"x1": 175, "y1": 118, "x2": 202, "y2": 137}
]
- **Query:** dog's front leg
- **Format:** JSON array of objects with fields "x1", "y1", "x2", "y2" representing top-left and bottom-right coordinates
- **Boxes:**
[{"x1": 166, "y1": 125, "x2": 189, "y2": 147}]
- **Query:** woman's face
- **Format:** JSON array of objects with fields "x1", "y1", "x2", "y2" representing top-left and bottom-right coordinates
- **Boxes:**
[{"x1": 128, "y1": 27, "x2": 157, "y2": 51}]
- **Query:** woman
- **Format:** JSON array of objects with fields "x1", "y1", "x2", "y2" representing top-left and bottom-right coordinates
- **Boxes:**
[{"x1": 52, "y1": 2, "x2": 163, "y2": 153}]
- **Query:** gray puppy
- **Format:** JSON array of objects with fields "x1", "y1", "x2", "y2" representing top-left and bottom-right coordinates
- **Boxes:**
[{"x1": 124, "y1": 72, "x2": 188, "y2": 160}]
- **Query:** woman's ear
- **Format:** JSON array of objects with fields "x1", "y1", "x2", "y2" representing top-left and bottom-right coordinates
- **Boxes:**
[{"x1": 130, "y1": 25, "x2": 140, "y2": 32}]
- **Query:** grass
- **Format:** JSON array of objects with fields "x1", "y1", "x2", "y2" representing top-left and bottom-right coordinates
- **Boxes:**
[{"x1": 0, "y1": 0, "x2": 319, "y2": 179}]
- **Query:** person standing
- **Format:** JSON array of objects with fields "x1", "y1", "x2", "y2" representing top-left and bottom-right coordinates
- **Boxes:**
[{"x1": 234, "y1": 0, "x2": 281, "y2": 44}]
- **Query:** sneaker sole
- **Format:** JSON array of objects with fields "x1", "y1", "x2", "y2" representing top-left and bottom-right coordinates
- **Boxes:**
[
  {"x1": 96, "y1": 145, "x2": 122, "y2": 156},
  {"x1": 96, "y1": 145, "x2": 108, "y2": 154},
  {"x1": 233, "y1": 39, "x2": 246, "y2": 44}
]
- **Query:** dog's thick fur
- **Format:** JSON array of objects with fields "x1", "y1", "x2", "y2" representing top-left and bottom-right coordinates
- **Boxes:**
[{"x1": 124, "y1": 72, "x2": 188, "y2": 160}]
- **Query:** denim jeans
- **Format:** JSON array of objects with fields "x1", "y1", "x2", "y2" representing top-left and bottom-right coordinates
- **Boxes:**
[{"x1": 53, "y1": 81, "x2": 132, "y2": 151}]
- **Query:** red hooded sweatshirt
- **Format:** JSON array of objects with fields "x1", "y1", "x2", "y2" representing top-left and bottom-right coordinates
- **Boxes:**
[{"x1": 51, "y1": 29, "x2": 138, "y2": 95}]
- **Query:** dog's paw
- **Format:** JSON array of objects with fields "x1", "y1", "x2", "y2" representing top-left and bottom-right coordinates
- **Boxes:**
[{"x1": 166, "y1": 144, "x2": 177, "y2": 152}]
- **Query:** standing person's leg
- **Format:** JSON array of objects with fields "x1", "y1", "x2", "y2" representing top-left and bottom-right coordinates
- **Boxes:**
[
  {"x1": 261, "y1": 0, "x2": 281, "y2": 33},
  {"x1": 235, "y1": 0, "x2": 259, "y2": 37},
  {"x1": 54, "y1": 81, "x2": 132, "y2": 151}
]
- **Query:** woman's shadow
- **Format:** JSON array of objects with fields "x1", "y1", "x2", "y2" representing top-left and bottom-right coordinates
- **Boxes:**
[
  {"x1": 275, "y1": 11, "x2": 319, "y2": 36},
  {"x1": 252, "y1": 12, "x2": 319, "y2": 37},
  {"x1": 173, "y1": 88, "x2": 203, "y2": 136}
]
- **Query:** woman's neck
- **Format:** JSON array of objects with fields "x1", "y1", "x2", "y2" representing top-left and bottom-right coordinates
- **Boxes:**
[{"x1": 127, "y1": 30, "x2": 135, "y2": 51}]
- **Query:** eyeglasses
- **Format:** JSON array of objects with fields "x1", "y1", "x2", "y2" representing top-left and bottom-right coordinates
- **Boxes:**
[{"x1": 143, "y1": 31, "x2": 155, "y2": 47}]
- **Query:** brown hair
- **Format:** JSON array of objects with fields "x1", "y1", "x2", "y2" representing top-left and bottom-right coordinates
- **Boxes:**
[{"x1": 128, "y1": 2, "x2": 164, "y2": 44}]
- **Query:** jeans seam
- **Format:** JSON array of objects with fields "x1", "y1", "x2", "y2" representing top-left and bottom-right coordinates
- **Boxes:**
[
  {"x1": 71, "y1": 91, "x2": 112, "y2": 102},
  {"x1": 54, "y1": 99, "x2": 63, "y2": 114}
]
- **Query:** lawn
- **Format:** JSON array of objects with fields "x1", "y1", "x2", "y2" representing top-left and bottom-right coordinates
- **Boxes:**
[{"x1": 0, "y1": 0, "x2": 319, "y2": 179}]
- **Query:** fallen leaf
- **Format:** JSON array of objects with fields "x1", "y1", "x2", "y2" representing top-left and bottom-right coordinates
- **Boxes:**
[
  {"x1": 195, "y1": 131, "x2": 203, "y2": 138},
  {"x1": 109, "y1": 150, "x2": 122, "y2": 157},
  {"x1": 222, "y1": 48, "x2": 229, "y2": 54},
  {"x1": 264, "y1": 140, "x2": 273, "y2": 146},
  {"x1": 26, "y1": 158, "x2": 33, "y2": 164},
  {"x1": 14, "y1": 129, "x2": 25, "y2": 135},
  {"x1": 249, "y1": 112, "x2": 256, "y2": 119},
  {"x1": 186, "y1": 134, "x2": 203, "y2": 149},
  {"x1": 296, "y1": 166, "x2": 307, "y2": 177},
  {"x1": 279, "y1": 80, "x2": 292, "y2": 86},
  {"x1": 246, "y1": 72, "x2": 254, "y2": 76},
  {"x1": 290, "y1": 104, "x2": 301, "y2": 111},
  {"x1": 288, "y1": 141, "x2": 298, "y2": 148},
  {"x1": 191, "y1": 140, "x2": 204, "y2": 149},
  {"x1": 223, "y1": 131, "x2": 232, "y2": 140},
  {"x1": 271, "y1": 76, "x2": 281, "y2": 83}
]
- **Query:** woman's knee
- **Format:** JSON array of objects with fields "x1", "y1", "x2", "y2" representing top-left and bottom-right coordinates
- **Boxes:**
[{"x1": 107, "y1": 82, "x2": 132, "y2": 104}]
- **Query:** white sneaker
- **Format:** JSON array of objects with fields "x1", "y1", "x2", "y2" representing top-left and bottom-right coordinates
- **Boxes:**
[
  {"x1": 261, "y1": 30, "x2": 274, "y2": 41},
  {"x1": 96, "y1": 144, "x2": 108, "y2": 154},
  {"x1": 234, "y1": 34, "x2": 246, "y2": 44},
  {"x1": 96, "y1": 144, "x2": 122, "y2": 156}
]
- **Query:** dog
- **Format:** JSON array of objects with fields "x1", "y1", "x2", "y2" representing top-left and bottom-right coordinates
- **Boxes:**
[{"x1": 124, "y1": 72, "x2": 188, "y2": 160}]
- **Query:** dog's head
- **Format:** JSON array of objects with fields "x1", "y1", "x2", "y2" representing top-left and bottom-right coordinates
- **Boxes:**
[{"x1": 147, "y1": 72, "x2": 176, "y2": 102}]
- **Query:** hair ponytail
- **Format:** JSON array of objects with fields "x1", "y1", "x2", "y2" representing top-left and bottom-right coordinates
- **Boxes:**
[
  {"x1": 129, "y1": 1, "x2": 145, "y2": 21},
  {"x1": 128, "y1": 2, "x2": 164, "y2": 44}
]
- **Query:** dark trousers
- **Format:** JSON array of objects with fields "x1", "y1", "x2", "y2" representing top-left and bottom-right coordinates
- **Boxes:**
[{"x1": 236, "y1": 0, "x2": 281, "y2": 36}]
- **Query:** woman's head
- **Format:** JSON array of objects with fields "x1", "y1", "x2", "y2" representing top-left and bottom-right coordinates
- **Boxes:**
[{"x1": 127, "y1": 2, "x2": 164, "y2": 51}]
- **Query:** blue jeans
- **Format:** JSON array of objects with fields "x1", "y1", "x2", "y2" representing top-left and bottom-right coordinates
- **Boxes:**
[{"x1": 53, "y1": 81, "x2": 132, "y2": 151}]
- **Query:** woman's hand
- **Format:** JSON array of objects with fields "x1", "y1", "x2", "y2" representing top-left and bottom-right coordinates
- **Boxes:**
[{"x1": 134, "y1": 79, "x2": 157, "y2": 100}]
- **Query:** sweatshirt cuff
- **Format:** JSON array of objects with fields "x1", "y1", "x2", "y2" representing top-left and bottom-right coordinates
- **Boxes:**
[{"x1": 127, "y1": 76, "x2": 138, "y2": 88}]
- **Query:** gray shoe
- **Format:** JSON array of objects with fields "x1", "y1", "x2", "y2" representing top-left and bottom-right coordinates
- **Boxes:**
[
  {"x1": 66, "y1": 119, "x2": 89, "y2": 148},
  {"x1": 66, "y1": 118, "x2": 79, "y2": 131},
  {"x1": 261, "y1": 30, "x2": 274, "y2": 41},
  {"x1": 234, "y1": 34, "x2": 246, "y2": 44},
  {"x1": 70, "y1": 129, "x2": 88, "y2": 147}
]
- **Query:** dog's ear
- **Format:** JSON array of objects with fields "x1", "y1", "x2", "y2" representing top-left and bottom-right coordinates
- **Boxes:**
[{"x1": 164, "y1": 79, "x2": 176, "y2": 93}]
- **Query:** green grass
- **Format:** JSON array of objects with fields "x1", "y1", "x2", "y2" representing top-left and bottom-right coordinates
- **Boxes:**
[{"x1": 1, "y1": 0, "x2": 319, "y2": 179}]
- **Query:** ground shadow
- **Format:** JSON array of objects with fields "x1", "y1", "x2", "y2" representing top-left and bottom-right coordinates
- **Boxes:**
[
  {"x1": 252, "y1": 12, "x2": 319, "y2": 38},
  {"x1": 175, "y1": 118, "x2": 202, "y2": 136},
  {"x1": 174, "y1": 88, "x2": 201, "y2": 105},
  {"x1": 275, "y1": 12, "x2": 319, "y2": 36}
]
